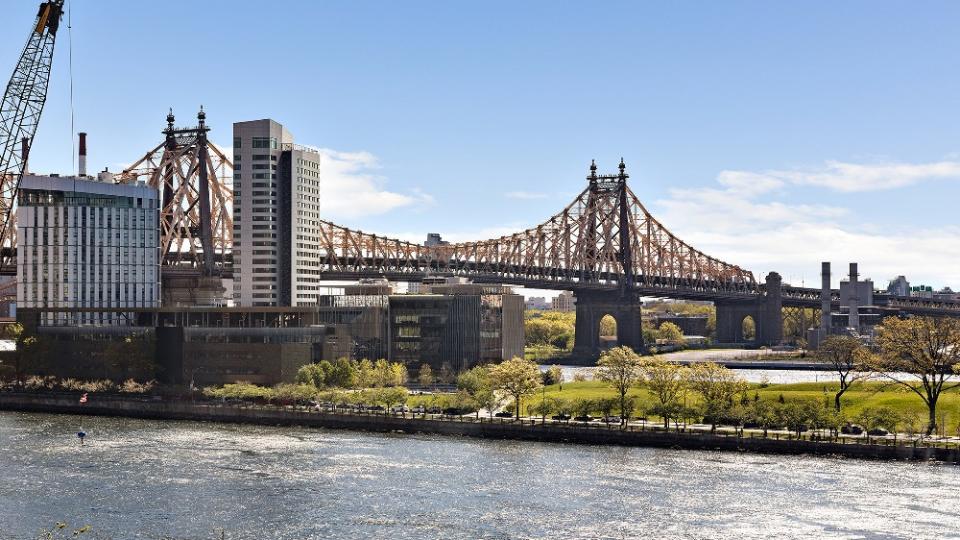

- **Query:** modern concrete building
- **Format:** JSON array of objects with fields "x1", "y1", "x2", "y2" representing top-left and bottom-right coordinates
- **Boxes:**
[
  {"x1": 16, "y1": 173, "x2": 160, "y2": 324},
  {"x1": 232, "y1": 119, "x2": 322, "y2": 307}
]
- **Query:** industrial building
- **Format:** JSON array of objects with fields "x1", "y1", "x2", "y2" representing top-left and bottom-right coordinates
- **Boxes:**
[
  {"x1": 232, "y1": 119, "x2": 322, "y2": 307},
  {"x1": 810, "y1": 262, "x2": 882, "y2": 347},
  {"x1": 15, "y1": 136, "x2": 161, "y2": 325}
]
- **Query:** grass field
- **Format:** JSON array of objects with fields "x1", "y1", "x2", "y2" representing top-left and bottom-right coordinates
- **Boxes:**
[{"x1": 523, "y1": 379, "x2": 960, "y2": 435}]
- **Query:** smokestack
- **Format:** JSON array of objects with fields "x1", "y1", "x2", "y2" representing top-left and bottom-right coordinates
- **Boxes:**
[
  {"x1": 848, "y1": 262, "x2": 859, "y2": 330},
  {"x1": 78, "y1": 132, "x2": 87, "y2": 176},
  {"x1": 21, "y1": 138, "x2": 29, "y2": 174},
  {"x1": 821, "y1": 262, "x2": 831, "y2": 334}
]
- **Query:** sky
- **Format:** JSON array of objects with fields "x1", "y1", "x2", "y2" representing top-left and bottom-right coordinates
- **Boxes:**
[{"x1": 4, "y1": 0, "x2": 960, "y2": 293}]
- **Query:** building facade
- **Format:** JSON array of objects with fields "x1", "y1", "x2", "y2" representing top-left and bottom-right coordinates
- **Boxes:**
[
  {"x1": 552, "y1": 291, "x2": 576, "y2": 311},
  {"x1": 16, "y1": 174, "x2": 160, "y2": 324},
  {"x1": 232, "y1": 119, "x2": 322, "y2": 307}
]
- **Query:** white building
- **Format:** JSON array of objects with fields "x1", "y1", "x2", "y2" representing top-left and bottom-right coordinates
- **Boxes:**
[
  {"x1": 16, "y1": 173, "x2": 160, "y2": 324},
  {"x1": 232, "y1": 119, "x2": 322, "y2": 306}
]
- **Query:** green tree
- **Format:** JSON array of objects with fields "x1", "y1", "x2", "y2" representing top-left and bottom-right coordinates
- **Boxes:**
[
  {"x1": 327, "y1": 358, "x2": 356, "y2": 388},
  {"x1": 643, "y1": 358, "x2": 687, "y2": 428},
  {"x1": 390, "y1": 362, "x2": 409, "y2": 386},
  {"x1": 542, "y1": 364, "x2": 564, "y2": 388},
  {"x1": 687, "y1": 362, "x2": 748, "y2": 431},
  {"x1": 867, "y1": 316, "x2": 960, "y2": 435},
  {"x1": 596, "y1": 346, "x2": 644, "y2": 423},
  {"x1": 417, "y1": 363, "x2": 434, "y2": 387},
  {"x1": 355, "y1": 359, "x2": 375, "y2": 388},
  {"x1": 596, "y1": 397, "x2": 618, "y2": 422},
  {"x1": 488, "y1": 357, "x2": 542, "y2": 418},
  {"x1": 816, "y1": 335, "x2": 869, "y2": 411},
  {"x1": 656, "y1": 322, "x2": 684, "y2": 344},
  {"x1": 379, "y1": 386, "x2": 409, "y2": 412},
  {"x1": 599, "y1": 315, "x2": 617, "y2": 337},
  {"x1": 573, "y1": 398, "x2": 595, "y2": 419}
]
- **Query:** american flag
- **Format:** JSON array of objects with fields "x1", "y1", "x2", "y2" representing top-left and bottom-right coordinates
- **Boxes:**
[{"x1": 79, "y1": 393, "x2": 88, "y2": 404}]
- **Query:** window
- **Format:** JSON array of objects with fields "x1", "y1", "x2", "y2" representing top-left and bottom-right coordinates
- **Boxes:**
[
  {"x1": 252, "y1": 137, "x2": 277, "y2": 149},
  {"x1": 233, "y1": 137, "x2": 241, "y2": 148}
]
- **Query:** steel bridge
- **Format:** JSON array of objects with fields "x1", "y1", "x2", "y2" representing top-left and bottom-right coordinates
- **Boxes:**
[{"x1": 306, "y1": 160, "x2": 960, "y2": 357}]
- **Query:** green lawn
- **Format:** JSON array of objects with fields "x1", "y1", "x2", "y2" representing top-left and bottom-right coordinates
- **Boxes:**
[{"x1": 525, "y1": 380, "x2": 960, "y2": 434}]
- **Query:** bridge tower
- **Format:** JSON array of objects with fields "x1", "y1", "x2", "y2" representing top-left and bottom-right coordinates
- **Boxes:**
[
  {"x1": 715, "y1": 271, "x2": 783, "y2": 346},
  {"x1": 570, "y1": 159, "x2": 645, "y2": 360}
]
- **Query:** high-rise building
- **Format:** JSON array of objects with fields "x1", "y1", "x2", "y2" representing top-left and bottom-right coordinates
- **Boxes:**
[
  {"x1": 232, "y1": 119, "x2": 321, "y2": 306},
  {"x1": 16, "y1": 173, "x2": 160, "y2": 324}
]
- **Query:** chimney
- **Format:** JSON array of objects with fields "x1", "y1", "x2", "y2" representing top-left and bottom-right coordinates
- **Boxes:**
[
  {"x1": 820, "y1": 262, "x2": 831, "y2": 333},
  {"x1": 848, "y1": 262, "x2": 859, "y2": 330},
  {"x1": 78, "y1": 132, "x2": 87, "y2": 176},
  {"x1": 21, "y1": 138, "x2": 29, "y2": 174}
]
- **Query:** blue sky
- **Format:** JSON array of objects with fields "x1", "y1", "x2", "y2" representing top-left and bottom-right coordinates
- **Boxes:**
[{"x1": 5, "y1": 1, "x2": 960, "y2": 290}]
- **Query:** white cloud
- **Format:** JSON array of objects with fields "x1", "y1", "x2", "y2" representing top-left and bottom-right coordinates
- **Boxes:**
[
  {"x1": 653, "y1": 163, "x2": 960, "y2": 288},
  {"x1": 718, "y1": 159, "x2": 960, "y2": 193},
  {"x1": 505, "y1": 191, "x2": 549, "y2": 200},
  {"x1": 310, "y1": 148, "x2": 433, "y2": 219}
]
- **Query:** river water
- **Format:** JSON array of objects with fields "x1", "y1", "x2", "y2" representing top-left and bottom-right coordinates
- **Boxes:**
[{"x1": 1, "y1": 412, "x2": 957, "y2": 539}]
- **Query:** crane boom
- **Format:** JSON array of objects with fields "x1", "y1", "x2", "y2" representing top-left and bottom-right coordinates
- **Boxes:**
[{"x1": 0, "y1": 0, "x2": 64, "y2": 272}]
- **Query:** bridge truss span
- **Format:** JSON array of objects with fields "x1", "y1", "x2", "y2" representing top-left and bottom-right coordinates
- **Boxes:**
[{"x1": 315, "y1": 160, "x2": 756, "y2": 296}]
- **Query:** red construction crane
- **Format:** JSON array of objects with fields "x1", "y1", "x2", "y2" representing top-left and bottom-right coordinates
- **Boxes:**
[{"x1": 0, "y1": 1, "x2": 65, "y2": 273}]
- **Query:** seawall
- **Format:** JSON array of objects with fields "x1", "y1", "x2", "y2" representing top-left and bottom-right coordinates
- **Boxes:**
[{"x1": 1, "y1": 392, "x2": 957, "y2": 463}]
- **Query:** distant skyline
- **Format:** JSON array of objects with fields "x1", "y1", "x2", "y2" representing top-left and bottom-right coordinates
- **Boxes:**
[{"x1": 4, "y1": 0, "x2": 959, "y2": 290}]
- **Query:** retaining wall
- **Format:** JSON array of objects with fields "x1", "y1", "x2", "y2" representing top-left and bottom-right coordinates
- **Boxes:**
[{"x1": 1, "y1": 392, "x2": 957, "y2": 463}]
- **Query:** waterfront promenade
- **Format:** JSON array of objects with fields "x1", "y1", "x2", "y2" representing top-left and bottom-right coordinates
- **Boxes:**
[{"x1": 2, "y1": 391, "x2": 957, "y2": 463}]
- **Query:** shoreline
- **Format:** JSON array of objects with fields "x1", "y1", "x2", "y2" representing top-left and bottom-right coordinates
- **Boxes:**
[{"x1": 2, "y1": 392, "x2": 958, "y2": 464}]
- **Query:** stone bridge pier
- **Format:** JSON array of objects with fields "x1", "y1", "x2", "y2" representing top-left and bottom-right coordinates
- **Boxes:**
[
  {"x1": 571, "y1": 289, "x2": 644, "y2": 361},
  {"x1": 715, "y1": 272, "x2": 783, "y2": 346}
]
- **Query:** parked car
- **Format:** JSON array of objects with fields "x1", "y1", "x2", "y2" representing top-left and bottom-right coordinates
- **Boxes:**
[
  {"x1": 602, "y1": 416, "x2": 621, "y2": 424},
  {"x1": 391, "y1": 405, "x2": 410, "y2": 413},
  {"x1": 841, "y1": 424, "x2": 864, "y2": 435},
  {"x1": 573, "y1": 415, "x2": 594, "y2": 422},
  {"x1": 368, "y1": 405, "x2": 385, "y2": 412},
  {"x1": 494, "y1": 411, "x2": 514, "y2": 418},
  {"x1": 867, "y1": 428, "x2": 889, "y2": 437},
  {"x1": 411, "y1": 405, "x2": 426, "y2": 414},
  {"x1": 427, "y1": 406, "x2": 443, "y2": 414},
  {"x1": 551, "y1": 414, "x2": 572, "y2": 421}
]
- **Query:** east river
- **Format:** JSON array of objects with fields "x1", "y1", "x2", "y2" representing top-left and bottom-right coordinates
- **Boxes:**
[{"x1": 1, "y1": 412, "x2": 958, "y2": 539}]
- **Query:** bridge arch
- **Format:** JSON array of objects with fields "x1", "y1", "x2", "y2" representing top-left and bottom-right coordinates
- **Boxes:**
[
  {"x1": 741, "y1": 315, "x2": 756, "y2": 342},
  {"x1": 599, "y1": 313, "x2": 618, "y2": 351}
]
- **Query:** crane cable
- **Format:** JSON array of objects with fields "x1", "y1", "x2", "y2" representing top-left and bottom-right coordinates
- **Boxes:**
[{"x1": 68, "y1": 0, "x2": 75, "y2": 175}]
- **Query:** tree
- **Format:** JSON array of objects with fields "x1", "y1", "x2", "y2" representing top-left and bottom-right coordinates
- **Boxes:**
[
  {"x1": 643, "y1": 358, "x2": 687, "y2": 428},
  {"x1": 438, "y1": 362, "x2": 454, "y2": 384},
  {"x1": 856, "y1": 406, "x2": 901, "y2": 436},
  {"x1": 530, "y1": 397, "x2": 554, "y2": 424},
  {"x1": 488, "y1": 357, "x2": 542, "y2": 419},
  {"x1": 355, "y1": 359, "x2": 375, "y2": 388},
  {"x1": 295, "y1": 364, "x2": 324, "y2": 387},
  {"x1": 457, "y1": 365, "x2": 498, "y2": 418},
  {"x1": 687, "y1": 362, "x2": 747, "y2": 431},
  {"x1": 573, "y1": 398, "x2": 595, "y2": 419},
  {"x1": 599, "y1": 315, "x2": 617, "y2": 337},
  {"x1": 417, "y1": 364, "x2": 434, "y2": 387},
  {"x1": 326, "y1": 358, "x2": 356, "y2": 388},
  {"x1": 379, "y1": 386, "x2": 409, "y2": 412},
  {"x1": 816, "y1": 335, "x2": 869, "y2": 411},
  {"x1": 656, "y1": 322, "x2": 684, "y2": 344},
  {"x1": 390, "y1": 362, "x2": 409, "y2": 386},
  {"x1": 543, "y1": 364, "x2": 564, "y2": 389},
  {"x1": 596, "y1": 346, "x2": 644, "y2": 423},
  {"x1": 867, "y1": 316, "x2": 960, "y2": 435}
]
